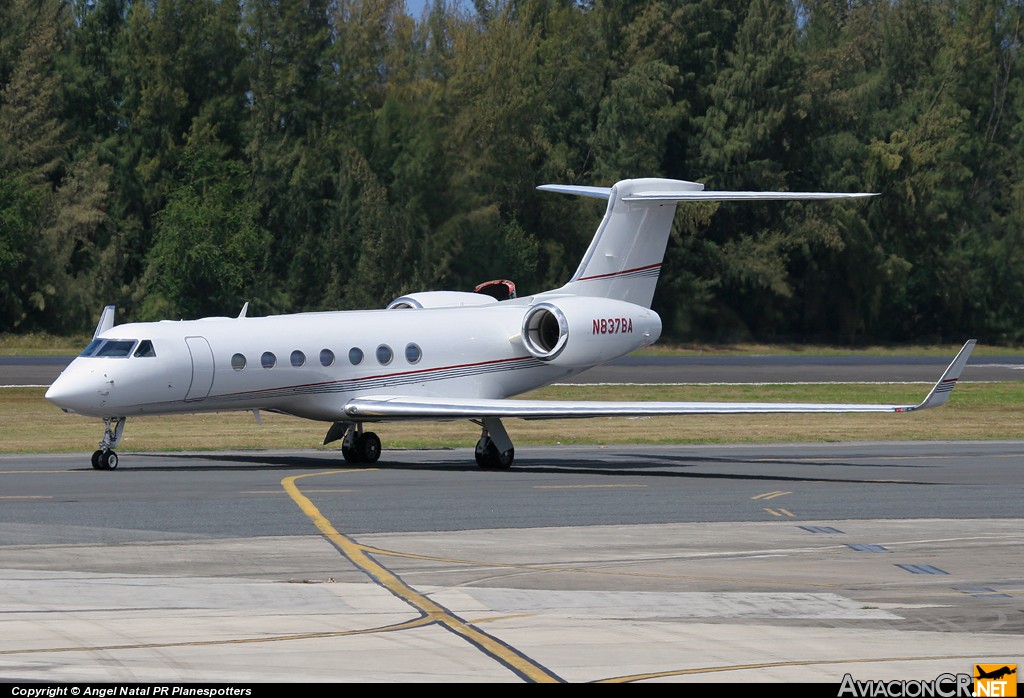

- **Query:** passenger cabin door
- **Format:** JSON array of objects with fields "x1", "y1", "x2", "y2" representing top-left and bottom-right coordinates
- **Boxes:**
[{"x1": 184, "y1": 336, "x2": 215, "y2": 402}]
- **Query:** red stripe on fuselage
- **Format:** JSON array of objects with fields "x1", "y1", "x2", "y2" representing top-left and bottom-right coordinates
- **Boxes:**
[
  {"x1": 217, "y1": 355, "x2": 537, "y2": 398},
  {"x1": 577, "y1": 262, "x2": 662, "y2": 282}
]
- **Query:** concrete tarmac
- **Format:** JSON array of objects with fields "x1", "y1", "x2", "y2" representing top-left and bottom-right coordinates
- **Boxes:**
[{"x1": 1, "y1": 444, "x2": 1022, "y2": 683}]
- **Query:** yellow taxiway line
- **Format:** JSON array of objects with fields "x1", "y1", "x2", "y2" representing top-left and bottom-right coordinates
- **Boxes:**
[{"x1": 281, "y1": 469, "x2": 563, "y2": 683}]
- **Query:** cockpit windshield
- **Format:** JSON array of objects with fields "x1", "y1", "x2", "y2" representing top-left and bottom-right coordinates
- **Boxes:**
[
  {"x1": 95, "y1": 340, "x2": 137, "y2": 357},
  {"x1": 79, "y1": 339, "x2": 153, "y2": 358},
  {"x1": 79, "y1": 339, "x2": 104, "y2": 357}
]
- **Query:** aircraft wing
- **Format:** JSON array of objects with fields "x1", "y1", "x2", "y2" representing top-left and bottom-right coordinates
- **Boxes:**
[{"x1": 343, "y1": 341, "x2": 976, "y2": 420}]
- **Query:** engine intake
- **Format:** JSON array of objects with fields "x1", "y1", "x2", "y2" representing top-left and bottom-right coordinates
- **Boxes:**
[
  {"x1": 520, "y1": 297, "x2": 661, "y2": 367},
  {"x1": 522, "y1": 303, "x2": 569, "y2": 360}
]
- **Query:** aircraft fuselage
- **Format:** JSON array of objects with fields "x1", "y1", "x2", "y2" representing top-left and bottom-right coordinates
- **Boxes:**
[{"x1": 46, "y1": 301, "x2": 662, "y2": 422}]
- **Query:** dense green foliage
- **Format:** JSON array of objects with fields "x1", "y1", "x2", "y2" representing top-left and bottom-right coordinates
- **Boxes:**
[{"x1": 1, "y1": 0, "x2": 1021, "y2": 343}]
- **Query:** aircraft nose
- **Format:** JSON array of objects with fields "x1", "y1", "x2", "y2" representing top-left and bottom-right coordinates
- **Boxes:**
[
  {"x1": 45, "y1": 364, "x2": 110, "y2": 414},
  {"x1": 45, "y1": 374, "x2": 88, "y2": 413}
]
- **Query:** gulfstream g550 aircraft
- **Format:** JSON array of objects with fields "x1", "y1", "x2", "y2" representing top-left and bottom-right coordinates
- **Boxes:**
[{"x1": 46, "y1": 178, "x2": 976, "y2": 470}]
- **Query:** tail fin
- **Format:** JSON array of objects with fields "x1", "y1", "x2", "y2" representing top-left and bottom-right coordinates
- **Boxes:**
[{"x1": 539, "y1": 178, "x2": 876, "y2": 308}]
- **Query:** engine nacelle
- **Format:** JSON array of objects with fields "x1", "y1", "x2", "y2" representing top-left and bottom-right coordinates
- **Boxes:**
[
  {"x1": 387, "y1": 291, "x2": 498, "y2": 310},
  {"x1": 521, "y1": 297, "x2": 662, "y2": 367}
]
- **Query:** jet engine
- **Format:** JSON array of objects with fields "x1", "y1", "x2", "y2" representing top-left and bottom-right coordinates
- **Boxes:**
[{"x1": 520, "y1": 297, "x2": 662, "y2": 367}]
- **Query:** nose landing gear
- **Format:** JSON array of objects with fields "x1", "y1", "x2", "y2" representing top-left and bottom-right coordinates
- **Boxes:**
[{"x1": 91, "y1": 416, "x2": 125, "y2": 470}]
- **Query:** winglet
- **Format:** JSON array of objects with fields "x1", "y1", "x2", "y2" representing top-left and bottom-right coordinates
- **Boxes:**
[
  {"x1": 909, "y1": 340, "x2": 977, "y2": 411},
  {"x1": 93, "y1": 305, "x2": 116, "y2": 339}
]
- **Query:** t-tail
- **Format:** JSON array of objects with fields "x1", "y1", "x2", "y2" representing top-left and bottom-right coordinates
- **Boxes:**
[{"x1": 539, "y1": 178, "x2": 876, "y2": 308}]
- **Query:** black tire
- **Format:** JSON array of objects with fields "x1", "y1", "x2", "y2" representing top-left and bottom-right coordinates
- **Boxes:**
[
  {"x1": 492, "y1": 445, "x2": 514, "y2": 470},
  {"x1": 475, "y1": 437, "x2": 491, "y2": 468},
  {"x1": 91, "y1": 450, "x2": 103, "y2": 470},
  {"x1": 99, "y1": 450, "x2": 118, "y2": 470},
  {"x1": 341, "y1": 442, "x2": 360, "y2": 463},
  {"x1": 476, "y1": 438, "x2": 514, "y2": 469},
  {"x1": 357, "y1": 432, "x2": 381, "y2": 464}
]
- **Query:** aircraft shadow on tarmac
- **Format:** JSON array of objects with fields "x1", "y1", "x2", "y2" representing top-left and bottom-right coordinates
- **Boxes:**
[{"x1": 103, "y1": 451, "x2": 943, "y2": 486}]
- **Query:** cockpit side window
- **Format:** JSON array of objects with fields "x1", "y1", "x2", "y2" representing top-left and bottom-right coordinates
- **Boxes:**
[
  {"x1": 80, "y1": 339, "x2": 104, "y2": 357},
  {"x1": 134, "y1": 340, "x2": 156, "y2": 358},
  {"x1": 94, "y1": 340, "x2": 137, "y2": 357}
]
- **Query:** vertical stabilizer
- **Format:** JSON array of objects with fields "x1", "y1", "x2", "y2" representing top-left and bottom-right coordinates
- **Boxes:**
[
  {"x1": 539, "y1": 178, "x2": 876, "y2": 308},
  {"x1": 546, "y1": 178, "x2": 697, "y2": 308}
]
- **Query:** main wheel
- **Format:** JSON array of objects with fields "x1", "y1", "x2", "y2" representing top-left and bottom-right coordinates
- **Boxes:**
[
  {"x1": 475, "y1": 437, "x2": 491, "y2": 468},
  {"x1": 475, "y1": 438, "x2": 514, "y2": 470},
  {"x1": 91, "y1": 450, "x2": 103, "y2": 470},
  {"x1": 99, "y1": 450, "x2": 118, "y2": 470},
  {"x1": 491, "y1": 445, "x2": 514, "y2": 470},
  {"x1": 356, "y1": 432, "x2": 381, "y2": 464},
  {"x1": 341, "y1": 441, "x2": 360, "y2": 463}
]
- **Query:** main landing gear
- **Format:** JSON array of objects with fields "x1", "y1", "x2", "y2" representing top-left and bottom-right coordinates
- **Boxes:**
[
  {"x1": 325, "y1": 417, "x2": 517, "y2": 469},
  {"x1": 91, "y1": 416, "x2": 126, "y2": 470},
  {"x1": 474, "y1": 417, "x2": 515, "y2": 470},
  {"x1": 343, "y1": 430, "x2": 381, "y2": 464},
  {"x1": 323, "y1": 422, "x2": 382, "y2": 464}
]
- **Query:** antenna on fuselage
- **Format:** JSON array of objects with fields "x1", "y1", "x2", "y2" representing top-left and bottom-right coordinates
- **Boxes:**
[{"x1": 238, "y1": 302, "x2": 249, "y2": 319}]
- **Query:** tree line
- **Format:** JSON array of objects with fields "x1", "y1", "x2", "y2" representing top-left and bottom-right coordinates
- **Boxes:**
[{"x1": 1, "y1": 0, "x2": 1022, "y2": 344}]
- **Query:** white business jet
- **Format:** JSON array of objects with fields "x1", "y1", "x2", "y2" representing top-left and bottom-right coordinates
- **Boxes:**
[{"x1": 45, "y1": 178, "x2": 976, "y2": 470}]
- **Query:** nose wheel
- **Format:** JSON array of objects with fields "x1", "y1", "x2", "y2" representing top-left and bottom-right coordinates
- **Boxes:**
[
  {"x1": 91, "y1": 449, "x2": 119, "y2": 470},
  {"x1": 91, "y1": 417, "x2": 125, "y2": 470}
]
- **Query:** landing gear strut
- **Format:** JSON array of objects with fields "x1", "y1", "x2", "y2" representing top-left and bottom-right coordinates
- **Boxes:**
[
  {"x1": 324, "y1": 422, "x2": 382, "y2": 464},
  {"x1": 475, "y1": 417, "x2": 514, "y2": 470},
  {"x1": 92, "y1": 417, "x2": 125, "y2": 470}
]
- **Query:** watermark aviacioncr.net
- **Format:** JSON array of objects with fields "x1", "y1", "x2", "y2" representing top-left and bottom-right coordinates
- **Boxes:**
[{"x1": 838, "y1": 664, "x2": 1017, "y2": 698}]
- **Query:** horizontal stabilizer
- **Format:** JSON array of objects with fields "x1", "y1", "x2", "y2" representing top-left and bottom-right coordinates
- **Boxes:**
[
  {"x1": 623, "y1": 191, "x2": 877, "y2": 202},
  {"x1": 535, "y1": 184, "x2": 613, "y2": 199},
  {"x1": 538, "y1": 181, "x2": 876, "y2": 203}
]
